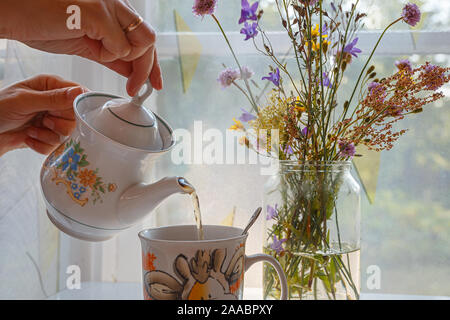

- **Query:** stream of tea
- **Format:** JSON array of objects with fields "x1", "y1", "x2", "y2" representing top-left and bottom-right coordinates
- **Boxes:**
[
  {"x1": 190, "y1": 191, "x2": 204, "y2": 241},
  {"x1": 178, "y1": 177, "x2": 204, "y2": 240}
]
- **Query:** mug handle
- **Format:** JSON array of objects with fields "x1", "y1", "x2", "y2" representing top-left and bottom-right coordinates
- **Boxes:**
[{"x1": 245, "y1": 254, "x2": 288, "y2": 300}]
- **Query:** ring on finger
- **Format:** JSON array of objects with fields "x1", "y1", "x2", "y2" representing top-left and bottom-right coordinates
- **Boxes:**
[{"x1": 124, "y1": 16, "x2": 144, "y2": 33}]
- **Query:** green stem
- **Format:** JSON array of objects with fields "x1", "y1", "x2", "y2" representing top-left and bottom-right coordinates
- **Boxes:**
[{"x1": 211, "y1": 14, "x2": 260, "y2": 115}]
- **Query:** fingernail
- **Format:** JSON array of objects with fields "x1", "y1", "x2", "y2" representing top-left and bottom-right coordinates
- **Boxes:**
[
  {"x1": 43, "y1": 117, "x2": 55, "y2": 130},
  {"x1": 157, "y1": 76, "x2": 163, "y2": 90},
  {"x1": 66, "y1": 87, "x2": 82, "y2": 100},
  {"x1": 27, "y1": 128, "x2": 37, "y2": 139}
]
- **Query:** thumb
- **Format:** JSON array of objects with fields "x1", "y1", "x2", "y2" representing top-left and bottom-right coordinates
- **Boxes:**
[{"x1": 22, "y1": 86, "x2": 84, "y2": 114}]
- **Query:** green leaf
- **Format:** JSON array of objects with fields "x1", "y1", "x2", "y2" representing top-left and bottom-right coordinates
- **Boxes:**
[{"x1": 78, "y1": 160, "x2": 89, "y2": 167}]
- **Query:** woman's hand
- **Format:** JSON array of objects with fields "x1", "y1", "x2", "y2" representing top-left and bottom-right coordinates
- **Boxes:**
[
  {"x1": 0, "y1": 0, "x2": 162, "y2": 96},
  {"x1": 0, "y1": 74, "x2": 86, "y2": 156}
]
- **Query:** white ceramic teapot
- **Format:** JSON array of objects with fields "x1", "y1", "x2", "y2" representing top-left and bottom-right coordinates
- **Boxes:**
[{"x1": 40, "y1": 81, "x2": 192, "y2": 241}]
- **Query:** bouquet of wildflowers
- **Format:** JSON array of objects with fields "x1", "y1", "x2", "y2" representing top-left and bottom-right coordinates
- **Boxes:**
[{"x1": 193, "y1": 0, "x2": 449, "y2": 299}]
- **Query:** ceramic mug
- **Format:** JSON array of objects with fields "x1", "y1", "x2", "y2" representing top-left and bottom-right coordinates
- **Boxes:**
[{"x1": 139, "y1": 225, "x2": 288, "y2": 300}]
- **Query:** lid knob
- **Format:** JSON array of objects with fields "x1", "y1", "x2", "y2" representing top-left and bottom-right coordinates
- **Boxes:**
[{"x1": 86, "y1": 80, "x2": 164, "y2": 150}]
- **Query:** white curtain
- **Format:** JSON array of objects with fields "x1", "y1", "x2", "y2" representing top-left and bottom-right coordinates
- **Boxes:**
[{"x1": 0, "y1": 1, "x2": 148, "y2": 299}]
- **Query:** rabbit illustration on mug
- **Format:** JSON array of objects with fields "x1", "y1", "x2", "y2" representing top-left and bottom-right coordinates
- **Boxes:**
[{"x1": 144, "y1": 246, "x2": 245, "y2": 300}]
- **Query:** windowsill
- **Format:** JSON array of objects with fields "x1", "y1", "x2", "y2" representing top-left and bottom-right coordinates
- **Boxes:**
[{"x1": 46, "y1": 282, "x2": 450, "y2": 300}]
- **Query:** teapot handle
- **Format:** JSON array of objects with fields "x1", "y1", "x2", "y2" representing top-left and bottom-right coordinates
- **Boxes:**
[{"x1": 131, "y1": 80, "x2": 153, "y2": 106}]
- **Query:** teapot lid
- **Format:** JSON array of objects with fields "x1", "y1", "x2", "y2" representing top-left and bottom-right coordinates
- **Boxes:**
[{"x1": 86, "y1": 81, "x2": 164, "y2": 150}]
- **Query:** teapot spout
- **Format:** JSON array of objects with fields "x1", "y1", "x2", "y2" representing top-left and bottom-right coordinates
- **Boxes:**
[{"x1": 118, "y1": 176, "x2": 193, "y2": 226}]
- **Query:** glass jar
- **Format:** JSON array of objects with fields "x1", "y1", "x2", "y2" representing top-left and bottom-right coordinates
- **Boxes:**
[{"x1": 263, "y1": 161, "x2": 361, "y2": 300}]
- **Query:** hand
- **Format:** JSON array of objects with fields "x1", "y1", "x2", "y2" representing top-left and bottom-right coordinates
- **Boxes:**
[
  {"x1": 0, "y1": 74, "x2": 86, "y2": 156},
  {"x1": 0, "y1": 0, "x2": 162, "y2": 96}
]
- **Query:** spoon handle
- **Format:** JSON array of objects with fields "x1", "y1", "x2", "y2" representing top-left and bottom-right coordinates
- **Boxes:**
[{"x1": 242, "y1": 207, "x2": 262, "y2": 235}]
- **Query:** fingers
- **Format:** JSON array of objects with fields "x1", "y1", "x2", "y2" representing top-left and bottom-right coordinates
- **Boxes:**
[
  {"x1": 0, "y1": 128, "x2": 60, "y2": 156},
  {"x1": 47, "y1": 108, "x2": 75, "y2": 121},
  {"x1": 24, "y1": 116, "x2": 75, "y2": 155},
  {"x1": 150, "y1": 50, "x2": 163, "y2": 90},
  {"x1": 24, "y1": 137, "x2": 57, "y2": 155},
  {"x1": 24, "y1": 116, "x2": 76, "y2": 155},
  {"x1": 82, "y1": 1, "x2": 132, "y2": 62},
  {"x1": 19, "y1": 86, "x2": 84, "y2": 114},
  {"x1": 126, "y1": 47, "x2": 154, "y2": 96},
  {"x1": 0, "y1": 130, "x2": 28, "y2": 157},
  {"x1": 21, "y1": 74, "x2": 83, "y2": 91},
  {"x1": 26, "y1": 126, "x2": 61, "y2": 146},
  {"x1": 116, "y1": 2, "x2": 156, "y2": 62},
  {"x1": 42, "y1": 115, "x2": 76, "y2": 137},
  {"x1": 86, "y1": 1, "x2": 162, "y2": 94}
]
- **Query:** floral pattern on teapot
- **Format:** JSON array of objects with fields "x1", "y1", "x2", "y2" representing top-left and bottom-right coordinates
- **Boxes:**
[{"x1": 44, "y1": 139, "x2": 117, "y2": 206}]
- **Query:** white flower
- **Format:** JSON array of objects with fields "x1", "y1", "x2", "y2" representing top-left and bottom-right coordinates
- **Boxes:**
[{"x1": 238, "y1": 66, "x2": 254, "y2": 80}]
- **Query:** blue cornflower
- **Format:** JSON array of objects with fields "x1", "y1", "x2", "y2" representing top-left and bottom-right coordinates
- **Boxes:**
[
  {"x1": 239, "y1": 0, "x2": 259, "y2": 24},
  {"x1": 240, "y1": 22, "x2": 258, "y2": 40},
  {"x1": 262, "y1": 68, "x2": 281, "y2": 86},
  {"x1": 343, "y1": 38, "x2": 362, "y2": 58}
]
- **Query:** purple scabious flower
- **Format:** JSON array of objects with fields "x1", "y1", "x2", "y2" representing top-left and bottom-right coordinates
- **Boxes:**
[
  {"x1": 239, "y1": 65, "x2": 254, "y2": 80},
  {"x1": 239, "y1": 0, "x2": 259, "y2": 24},
  {"x1": 271, "y1": 235, "x2": 287, "y2": 254},
  {"x1": 338, "y1": 141, "x2": 356, "y2": 158},
  {"x1": 395, "y1": 59, "x2": 413, "y2": 72},
  {"x1": 309, "y1": 0, "x2": 319, "y2": 5},
  {"x1": 402, "y1": 3, "x2": 421, "y2": 27},
  {"x1": 266, "y1": 204, "x2": 278, "y2": 220},
  {"x1": 192, "y1": 0, "x2": 217, "y2": 17},
  {"x1": 240, "y1": 22, "x2": 258, "y2": 40},
  {"x1": 262, "y1": 68, "x2": 281, "y2": 86},
  {"x1": 217, "y1": 68, "x2": 240, "y2": 88},
  {"x1": 238, "y1": 108, "x2": 256, "y2": 122},
  {"x1": 343, "y1": 38, "x2": 362, "y2": 58}
]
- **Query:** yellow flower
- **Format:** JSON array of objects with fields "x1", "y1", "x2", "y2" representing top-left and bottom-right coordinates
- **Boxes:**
[
  {"x1": 78, "y1": 169, "x2": 97, "y2": 188},
  {"x1": 294, "y1": 97, "x2": 306, "y2": 113},
  {"x1": 229, "y1": 118, "x2": 244, "y2": 131},
  {"x1": 311, "y1": 24, "x2": 328, "y2": 39},
  {"x1": 306, "y1": 39, "x2": 330, "y2": 52}
]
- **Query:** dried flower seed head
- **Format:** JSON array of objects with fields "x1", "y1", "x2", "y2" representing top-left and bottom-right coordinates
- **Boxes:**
[
  {"x1": 192, "y1": 0, "x2": 217, "y2": 17},
  {"x1": 402, "y1": 3, "x2": 421, "y2": 27}
]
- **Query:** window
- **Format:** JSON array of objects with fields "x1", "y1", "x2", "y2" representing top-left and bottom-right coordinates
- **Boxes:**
[
  {"x1": 142, "y1": 0, "x2": 450, "y2": 295},
  {"x1": 0, "y1": 0, "x2": 448, "y2": 298}
]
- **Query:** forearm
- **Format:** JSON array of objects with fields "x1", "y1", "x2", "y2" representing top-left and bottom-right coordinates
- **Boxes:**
[{"x1": 0, "y1": 0, "x2": 79, "y2": 41}]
